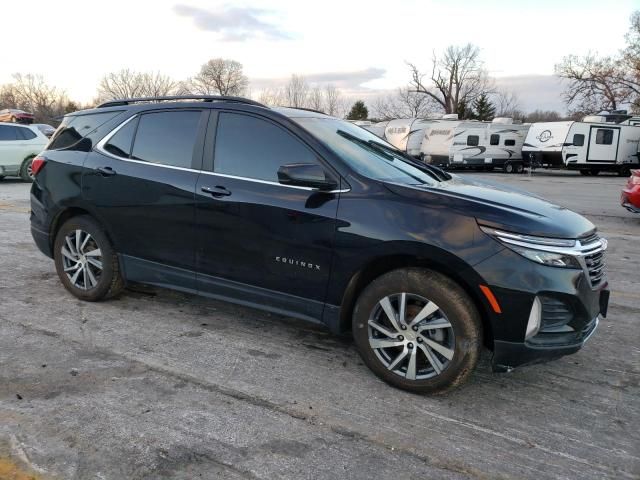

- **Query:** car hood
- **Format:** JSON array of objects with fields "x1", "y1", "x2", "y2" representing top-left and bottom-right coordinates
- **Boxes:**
[{"x1": 384, "y1": 175, "x2": 595, "y2": 239}]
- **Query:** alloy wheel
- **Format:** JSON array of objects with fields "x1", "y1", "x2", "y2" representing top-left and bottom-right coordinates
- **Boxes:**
[
  {"x1": 368, "y1": 293, "x2": 455, "y2": 380},
  {"x1": 60, "y1": 229, "x2": 103, "y2": 290}
]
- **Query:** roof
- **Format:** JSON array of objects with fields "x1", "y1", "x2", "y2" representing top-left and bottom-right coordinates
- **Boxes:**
[{"x1": 272, "y1": 107, "x2": 331, "y2": 118}]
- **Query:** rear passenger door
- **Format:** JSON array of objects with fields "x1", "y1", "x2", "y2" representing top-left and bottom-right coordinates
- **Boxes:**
[
  {"x1": 194, "y1": 111, "x2": 340, "y2": 320},
  {"x1": 84, "y1": 109, "x2": 208, "y2": 289}
]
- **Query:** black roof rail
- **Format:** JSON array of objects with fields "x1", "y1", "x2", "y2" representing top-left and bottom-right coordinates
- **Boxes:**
[
  {"x1": 283, "y1": 106, "x2": 327, "y2": 115},
  {"x1": 96, "y1": 95, "x2": 266, "y2": 109}
]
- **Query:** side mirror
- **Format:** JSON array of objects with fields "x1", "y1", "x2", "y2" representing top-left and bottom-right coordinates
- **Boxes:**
[{"x1": 277, "y1": 163, "x2": 337, "y2": 191}]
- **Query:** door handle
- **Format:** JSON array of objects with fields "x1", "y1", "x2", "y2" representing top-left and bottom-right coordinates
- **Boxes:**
[
  {"x1": 96, "y1": 166, "x2": 116, "y2": 176},
  {"x1": 201, "y1": 185, "x2": 232, "y2": 197}
]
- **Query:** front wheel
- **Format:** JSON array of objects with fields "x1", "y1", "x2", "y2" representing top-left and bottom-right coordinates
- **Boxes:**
[
  {"x1": 352, "y1": 268, "x2": 482, "y2": 394},
  {"x1": 53, "y1": 216, "x2": 124, "y2": 301},
  {"x1": 504, "y1": 163, "x2": 514, "y2": 173}
]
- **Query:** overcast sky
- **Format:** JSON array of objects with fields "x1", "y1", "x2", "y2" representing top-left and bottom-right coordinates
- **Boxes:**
[{"x1": 2, "y1": 0, "x2": 638, "y2": 112}]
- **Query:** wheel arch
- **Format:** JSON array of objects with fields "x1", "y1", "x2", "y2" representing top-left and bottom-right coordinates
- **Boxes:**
[{"x1": 337, "y1": 253, "x2": 494, "y2": 349}]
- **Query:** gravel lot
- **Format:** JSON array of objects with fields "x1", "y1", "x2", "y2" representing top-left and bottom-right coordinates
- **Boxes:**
[{"x1": 0, "y1": 170, "x2": 638, "y2": 480}]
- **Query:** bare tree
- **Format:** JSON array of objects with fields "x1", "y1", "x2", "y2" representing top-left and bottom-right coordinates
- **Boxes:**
[
  {"x1": 619, "y1": 11, "x2": 640, "y2": 112},
  {"x1": 492, "y1": 90, "x2": 521, "y2": 117},
  {"x1": 524, "y1": 110, "x2": 564, "y2": 123},
  {"x1": 324, "y1": 84, "x2": 342, "y2": 116},
  {"x1": 372, "y1": 87, "x2": 439, "y2": 120},
  {"x1": 0, "y1": 73, "x2": 69, "y2": 123},
  {"x1": 285, "y1": 75, "x2": 309, "y2": 108},
  {"x1": 184, "y1": 58, "x2": 248, "y2": 96},
  {"x1": 308, "y1": 86, "x2": 324, "y2": 111},
  {"x1": 97, "y1": 69, "x2": 178, "y2": 101},
  {"x1": 408, "y1": 44, "x2": 494, "y2": 114},
  {"x1": 257, "y1": 87, "x2": 285, "y2": 106},
  {"x1": 555, "y1": 54, "x2": 629, "y2": 114}
]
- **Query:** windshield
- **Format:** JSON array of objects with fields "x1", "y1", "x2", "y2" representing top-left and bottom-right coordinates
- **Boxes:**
[{"x1": 293, "y1": 117, "x2": 439, "y2": 186}]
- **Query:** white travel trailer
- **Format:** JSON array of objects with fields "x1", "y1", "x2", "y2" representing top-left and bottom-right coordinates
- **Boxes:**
[
  {"x1": 361, "y1": 120, "x2": 388, "y2": 139},
  {"x1": 383, "y1": 118, "x2": 434, "y2": 155},
  {"x1": 522, "y1": 114, "x2": 640, "y2": 175},
  {"x1": 421, "y1": 118, "x2": 531, "y2": 173}
]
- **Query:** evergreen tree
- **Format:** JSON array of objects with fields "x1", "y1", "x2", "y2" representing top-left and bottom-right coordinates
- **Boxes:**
[
  {"x1": 456, "y1": 99, "x2": 473, "y2": 119},
  {"x1": 472, "y1": 94, "x2": 496, "y2": 121},
  {"x1": 347, "y1": 100, "x2": 368, "y2": 120}
]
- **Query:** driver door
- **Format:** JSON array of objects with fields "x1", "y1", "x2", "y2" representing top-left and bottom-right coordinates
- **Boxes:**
[{"x1": 195, "y1": 111, "x2": 340, "y2": 319}]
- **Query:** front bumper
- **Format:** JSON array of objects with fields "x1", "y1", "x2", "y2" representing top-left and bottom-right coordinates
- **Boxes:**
[
  {"x1": 472, "y1": 247, "x2": 609, "y2": 371},
  {"x1": 492, "y1": 315, "x2": 600, "y2": 371}
]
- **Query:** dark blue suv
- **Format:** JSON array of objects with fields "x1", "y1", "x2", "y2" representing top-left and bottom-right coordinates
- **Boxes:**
[{"x1": 30, "y1": 96, "x2": 609, "y2": 393}]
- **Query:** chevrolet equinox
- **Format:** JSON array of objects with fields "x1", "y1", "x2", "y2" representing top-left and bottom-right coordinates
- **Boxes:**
[{"x1": 30, "y1": 96, "x2": 609, "y2": 393}]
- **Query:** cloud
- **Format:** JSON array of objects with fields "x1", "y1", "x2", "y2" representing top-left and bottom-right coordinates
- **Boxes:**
[
  {"x1": 252, "y1": 67, "x2": 387, "y2": 90},
  {"x1": 173, "y1": 4, "x2": 290, "y2": 41},
  {"x1": 494, "y1": 75, "x2": 568, "y2": 113}
]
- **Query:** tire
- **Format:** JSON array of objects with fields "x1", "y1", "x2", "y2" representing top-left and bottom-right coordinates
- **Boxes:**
[
  {"x1": 53, "y1": 215, "x2": 124, "y2": 301},
  {"x1": 352, "y1": 268, "x2": 482, "y2": 394},
  {"x1": 590, "y1": 169, "x2": 600, "y2": 176},
  {"x1": 504, "y1": 163, "x2": 514, "y2": 173},
  {"x1": 516, "y1": 164, "x2": 524, "y2": 173},
  {"x1": 619, "y1": 165, "x2": 631, "y2": 177},
  {"x1": 580, "y1": 170, "x2": 590, "y2": 176},
  {"x1": 20, "y1": 156, "x2": 35, "y2": 182}
]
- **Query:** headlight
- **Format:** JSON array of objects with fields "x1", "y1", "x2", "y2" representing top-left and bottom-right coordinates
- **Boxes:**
[{"x1": 480, "y1": 226, "x2": 582, "y2": 269}]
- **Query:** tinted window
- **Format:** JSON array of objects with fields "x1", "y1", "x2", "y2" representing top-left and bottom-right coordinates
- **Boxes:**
[
  {"x1": 48, "y1": 111, "x2": 121, "y2": 150},
  {"x1": 0, "y1": 125, "x2": 18, "y2": 141},
  {"x1": 104, "y1": 118, "x2": 138, "y2": 158},
  {"x1": 490, "y1": 134, "x2": 499, "y2": 145},
  {"x1": 504, "y1": 139, "x2": 516, "y2": 146},
  {"x1": 16, "y1": 127, "x2": 37, "y2": 140},
  {"x1": 214, "y1": 112, "x2": 318, "y2": 181},
  {"x1": 467, "y1": 135, "x2": 479, "y2": 146},
  {"x1": 595, "y1": 129, "x2": 614, "y2": 145},
  {"x1": 573, "y1": 134, "x2": 584, "y2": 146},
  {"x1": 131, "y1": 111, "x2": 200, "y2": 168}
]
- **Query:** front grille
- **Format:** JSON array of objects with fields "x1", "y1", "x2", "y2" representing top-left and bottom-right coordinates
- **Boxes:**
[{"x1": 579, "y1": 234, "x2": 606, "y2": 287}]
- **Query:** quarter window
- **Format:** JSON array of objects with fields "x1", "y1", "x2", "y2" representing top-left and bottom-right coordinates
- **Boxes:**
[
  {"x1": 214, "y1": 112, "x2": 319, "y2": 182},
  {"x1": 104, "y1": 118, "x2": 138, "y2": 158},
  {"x1": 490, "y1": 134, "x2": 499, "y2": 145},
  {"x1": 467, "y1": 135, "x2": 479, "y2": 147},
  {"x1": 573, "y1": 134, "x2": 585, "y2": 146},
  {"x1": 131, "y1": 111, "x2": 201, "y2": 168},
  {"x1": 504, "y1": 139, "x2": 516, "y2": 146},
  {"x1": 595, "y1": 129, "x2": 614, "y2": 145},
  {"x1": 0, "y1": 125, "x2": 18, "y2": 140}
]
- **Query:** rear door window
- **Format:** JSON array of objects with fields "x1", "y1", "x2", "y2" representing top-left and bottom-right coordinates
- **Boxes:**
[
  {"x1": 16, "y1": 127, "x2": 37, "y2": 140},
  {"x1": 131, "y1": 111, "x2": 201, "y2": 168}
]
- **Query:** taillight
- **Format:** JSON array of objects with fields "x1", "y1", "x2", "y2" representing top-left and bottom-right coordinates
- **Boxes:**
[{"x1": 31, "y1": 155, "x2": 46, "y2": 176}]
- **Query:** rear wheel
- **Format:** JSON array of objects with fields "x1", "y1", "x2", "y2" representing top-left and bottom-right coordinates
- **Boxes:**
[
  {"x1": 53, "y1": 216, "x2": 124, "y2": 301},
  {"x1": 580, "y1": 170, "x2": 590, "y2": 176},
  {"x1": 352, "y1": 268, "x2": 482, "y2": 394},
  {"x1": 20, "y1": 156, "x2": 35, "y2": 182},
  {"x1": 590, "y1": 168, "x2": 600, "y2": 176},
  {"x1": 516, "y1": 163, "x2": 524, "y2": 173},
  {"x1": 504, "y1": 162, "x2": 514, "y2": 173}
]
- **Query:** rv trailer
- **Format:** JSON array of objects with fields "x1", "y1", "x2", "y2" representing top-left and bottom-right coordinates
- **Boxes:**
[
  {"x1": 522, "y1": 113, "x2": 640, "y2": 176},
  {"x1": 361, "y1": 120, "x2": 388, "y2": 139},
  {"x1": 383, "y1": 118, "x2": 434, "y2": 154},
  {"x1": 422, "y1": 118, "x2": 530, "y2": 173}
]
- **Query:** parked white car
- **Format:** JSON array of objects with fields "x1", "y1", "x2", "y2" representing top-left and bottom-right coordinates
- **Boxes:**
[{"x1": 0, "y1": 122, "x2": 49, "y2": 181}]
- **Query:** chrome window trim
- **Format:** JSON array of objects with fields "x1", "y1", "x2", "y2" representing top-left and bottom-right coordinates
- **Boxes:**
[{"x1": 94, "y1": 114, "x2": 350, "y2": 194}]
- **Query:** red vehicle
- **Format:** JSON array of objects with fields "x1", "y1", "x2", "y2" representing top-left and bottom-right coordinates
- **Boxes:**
[
  {"x1": 621, "y1": 169, "x2": 640, "y2": 213},
  {"x1": 0, "y1": 109, "x2": 34, "y2": 124}
]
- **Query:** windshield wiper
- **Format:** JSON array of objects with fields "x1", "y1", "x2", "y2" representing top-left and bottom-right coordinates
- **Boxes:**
[
  {"x1": 366, "y1": 139, "x2": 451, "y2": 182},
  {"x1": 337, "y1": 129, "x2": 448, "y2": 183}
]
